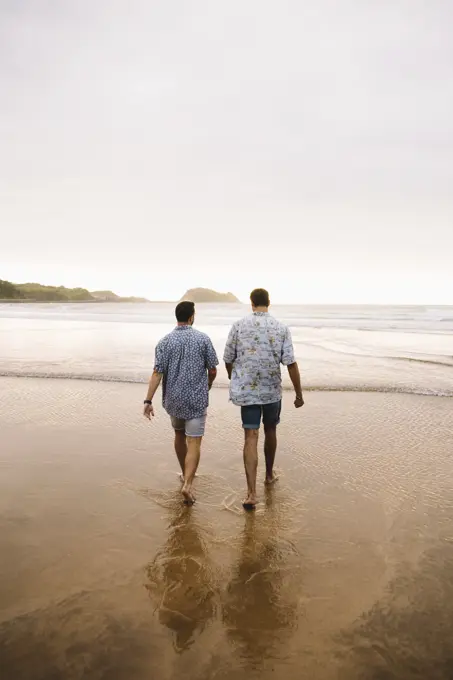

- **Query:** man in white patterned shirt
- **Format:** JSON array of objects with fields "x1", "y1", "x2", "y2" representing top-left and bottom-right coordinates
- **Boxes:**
[{"x1": 224, "y1": 288, "x2": 304, "y2": 509}]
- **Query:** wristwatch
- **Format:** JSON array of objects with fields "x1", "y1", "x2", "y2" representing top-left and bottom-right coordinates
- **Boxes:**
[{"x1": 144, "y1": 399, "x2": 152, "y2": 405}]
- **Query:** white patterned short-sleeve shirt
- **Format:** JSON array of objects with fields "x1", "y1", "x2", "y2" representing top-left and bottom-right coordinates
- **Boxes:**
[
  {"x1": 223, "y1": 312, "x2": 295, "y2": 406},
  {"x1": 154, "y1": 326, "x2": 218, "y2": 420}
]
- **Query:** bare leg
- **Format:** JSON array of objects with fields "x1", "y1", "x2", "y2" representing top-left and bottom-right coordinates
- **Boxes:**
[
  {"x1": 243, "y1": 429, "x2": 259, "y2": 507},
  {"x1": 264, "y1": 425, "x2": 278, "y2": 483},
  {"x1": 181, "y1": 436, "x2": 202, "y2": 504},
  {"x1": 174, "y1": 430, "x2": 187, "y2": 475}
]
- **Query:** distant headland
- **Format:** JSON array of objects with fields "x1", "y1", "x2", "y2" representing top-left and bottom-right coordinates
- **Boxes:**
[
  {"x1": 180, "y1": 288, "x2": 240, "y2": 303},
  {"x1": 0, "y1": 279, "x2": 149, "y2": 303}
]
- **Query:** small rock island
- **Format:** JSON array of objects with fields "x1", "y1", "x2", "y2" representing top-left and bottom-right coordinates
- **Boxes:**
[{"x1": 180, "y1": 288, "x2": 240, "y2": 303}]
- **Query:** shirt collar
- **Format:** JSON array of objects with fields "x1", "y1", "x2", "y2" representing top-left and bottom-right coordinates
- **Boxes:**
[{"x1": 175, "y1": 325, "x2": 193, "y2": 330}]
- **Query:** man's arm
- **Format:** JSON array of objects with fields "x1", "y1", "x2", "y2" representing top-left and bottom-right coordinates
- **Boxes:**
[
  {"x1": 208, "y1": 367, "x2": 217, "y2": 390},
  {"x1": 204, "y1": 337, "x2": 219, "y2": 391},
  {"x1": 287, "y1": 362, "x2": 304, "y2": 408},
  {"x1": 144, "y1": 339, "x2": 166, "y2": 419},
  {"x1": 281, "y1": 326, "x2": 304, "y2": 408},
  {"x1": 143, "y1": 370, "x2": 163, "y2": 419}
]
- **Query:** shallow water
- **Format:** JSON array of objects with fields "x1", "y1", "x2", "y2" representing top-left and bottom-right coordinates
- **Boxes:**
[
  {"x1": 1, "y1": 378, "x2": 453, "y2": 679},
  {"x1": 1, "y1": 302, "x2": 453, "y2": 396}
]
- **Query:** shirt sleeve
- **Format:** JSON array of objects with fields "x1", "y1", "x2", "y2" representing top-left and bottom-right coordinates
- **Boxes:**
[
  {"x1": 223, "y1": 323, "x2": 238, "y2": 363},
  {"x1": 154, "y1": 339, "x2": 166, "y2": 374},
  {"x1": 205, "y1": 337, "x2": 219, "y2": 370},
  {"x1": 281, "y1": 326, "x2": 296, "y2": 366}
]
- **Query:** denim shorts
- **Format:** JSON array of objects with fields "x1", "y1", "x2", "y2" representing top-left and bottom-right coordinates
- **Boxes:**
[
  {"x1": 170, "y1": 411, "x2": 207, "y2": 437},
  {"x1": 241, "y1": 401, "x2": 282, "y2": 430}
]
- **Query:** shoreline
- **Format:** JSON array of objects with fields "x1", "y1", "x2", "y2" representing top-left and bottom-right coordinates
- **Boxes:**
[
  {"x1": 1, "y1": 300, "x2": 451, "y2": 306},
  {"x1": 0, "y1": 300, "x2": 243, "y2": 305},
  {"x1": 0, "y1": 299, "x2": 159, "y2": 304},
  {"x1": 1, "y1": 372, "x2": 451, "y2": 398}
]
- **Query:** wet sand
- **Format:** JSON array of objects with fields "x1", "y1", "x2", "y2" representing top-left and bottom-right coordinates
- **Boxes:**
[{"x1": 1, "y1": 377, "x2": 453, "y2": 680}]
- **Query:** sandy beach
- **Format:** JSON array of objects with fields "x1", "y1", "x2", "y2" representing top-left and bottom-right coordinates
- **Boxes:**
[{"x1": 0, "y1": 377, "x2": 452, "y2": 679}]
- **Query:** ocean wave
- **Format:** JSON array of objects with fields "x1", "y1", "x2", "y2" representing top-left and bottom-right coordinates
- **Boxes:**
[
  {"x1": 0, "y1": 370, "x2": 451, "y2": 398},
  {"x1": 390, "y1": 355, "x2": 453, "y2": 367},
  {"x1": 298, "y1": 340, "x2": 453, "y2": 367}
]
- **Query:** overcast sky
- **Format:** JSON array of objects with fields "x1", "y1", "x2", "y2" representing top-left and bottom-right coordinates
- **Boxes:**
[{"x1": 1, "y1": 0, "x2": 452, "y2": 303}]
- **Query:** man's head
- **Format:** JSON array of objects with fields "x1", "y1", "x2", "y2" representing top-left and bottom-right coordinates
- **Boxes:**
[
  {"x1": 175, "y1": 301, "x2": 195, "y2": 325},
  {"x1": 250, "y1": 288, "x2": 270, "y2": 310}
]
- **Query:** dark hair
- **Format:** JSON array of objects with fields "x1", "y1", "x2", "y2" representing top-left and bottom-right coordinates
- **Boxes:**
[
  {"x1": 250, "y1": 288, "x2": 270, "y2": 308},
  {"x1": 175, "y1": 301, "x2": 195, "y2": 322}
]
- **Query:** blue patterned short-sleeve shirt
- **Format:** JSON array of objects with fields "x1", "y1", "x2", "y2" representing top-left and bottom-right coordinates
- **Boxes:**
[
  {"x1": 154, "y1": 326, "x2": 219, "y2": 420},
  {"x1": 223, "y1": 312, "x2": 295, "y2": 406}
]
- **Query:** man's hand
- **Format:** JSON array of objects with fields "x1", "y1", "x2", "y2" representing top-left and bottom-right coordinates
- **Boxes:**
[
  {"x1": 287, "y1": 363, "x2": 304, "y2": 408},
  {"x1": 294, "y1": 393, "x2": 304, "y2": 409},
  {"x1": 143, "y1": 403, "x2": 155, "y2": 420}
]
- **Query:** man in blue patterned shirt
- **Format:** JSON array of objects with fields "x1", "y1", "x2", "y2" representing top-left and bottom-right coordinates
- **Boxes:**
[
  {"x1": 143, "y1": 301, "x2": 218, "y2": 504},
  {"x1": 224, "y1": 288, "x2": 304, "y2": 509}
]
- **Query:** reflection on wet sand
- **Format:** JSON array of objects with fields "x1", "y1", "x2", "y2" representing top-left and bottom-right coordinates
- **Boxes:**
[
  {"x1": 145, "y1": 502, "x2": 217, "y2": 653},
  {"x1": 0, "y1": 587, "x2": 165, "y2": 680},
  {"x1": 337, "y1": 541, "x2": 453, "y2": 680},
  {"x1": 222, "y1": 489, "x2": 300, "y2": 670}
]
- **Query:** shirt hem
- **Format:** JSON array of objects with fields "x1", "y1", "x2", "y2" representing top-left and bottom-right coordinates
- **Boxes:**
[
  {"x1": 164, "y1": 407, "x2": 209, "y2": 420},
  {"x1": 230, "y1": 396, "x2": 282, "y2": 407}
]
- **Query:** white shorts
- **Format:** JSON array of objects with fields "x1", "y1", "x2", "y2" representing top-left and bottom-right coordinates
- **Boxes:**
[{"x1": 170, "y1": 411, "x2": 207, "y2": 437}]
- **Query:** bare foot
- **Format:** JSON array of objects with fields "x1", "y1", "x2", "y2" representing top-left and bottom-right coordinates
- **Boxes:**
[
  {"x1": 265, "y1": 473, "x2": 279, "y2": 485},
  {"x1": 242, "y1": 494, "x2": 257, "y2": 510},
  {"x1": 182, "y1": 484, "x2": 196, "y2": 505}
]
